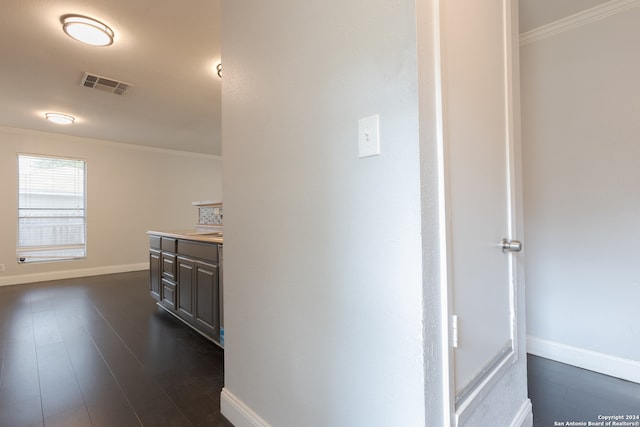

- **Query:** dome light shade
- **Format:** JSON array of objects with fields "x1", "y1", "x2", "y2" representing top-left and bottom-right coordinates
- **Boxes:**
[
  {"x1": 45, "y1": 113, "x2": 76, "y2": 125},
  {"x1": 62, "y1": 15, "x2": 114, "y2": 46}
]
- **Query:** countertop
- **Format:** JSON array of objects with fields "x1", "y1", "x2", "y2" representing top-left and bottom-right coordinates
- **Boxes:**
[{"x1": 147, "y1": 229, "x2": 223, "y2": 244}]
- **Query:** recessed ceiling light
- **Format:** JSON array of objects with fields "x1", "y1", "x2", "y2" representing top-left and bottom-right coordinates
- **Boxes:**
[
  {"x1": 61, "y1": 15, "x2": 114, "y2": 46},
  {"x1": 45, "y1": 113, "x2": 76, "y2": 125}
]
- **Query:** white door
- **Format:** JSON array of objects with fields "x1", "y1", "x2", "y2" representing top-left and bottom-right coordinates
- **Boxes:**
[{"x1": 438, "y1": 0, "x2": 520, "y2": 423}]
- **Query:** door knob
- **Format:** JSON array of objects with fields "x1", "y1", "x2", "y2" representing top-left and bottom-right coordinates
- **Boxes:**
[{"x1": 501, "y1": 238, "x2": 522, "y2": 253}]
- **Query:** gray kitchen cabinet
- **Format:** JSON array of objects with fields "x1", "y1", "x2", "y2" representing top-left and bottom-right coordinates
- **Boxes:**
[
  {"x1": 149, "y1": 248, "x2": 161, "y2": 301},
  {"x1": 159, "y1": 238, "x2": 178, "y2": 312},
  {"x1": 177, "y1": 256, "x2": 195, "y2": 323},
  {"x1": 194, "y1": 260, "x2": 220, "y2": 341},
  {"x1": 148, "y1": 233, "x2": 223, "y2": 348},
  {"x1": 161, "y1": 252, "x2": 177, "y2": 282},
  {"x1": 161, "y1": 278, "x2": 177, "y2": 310}
]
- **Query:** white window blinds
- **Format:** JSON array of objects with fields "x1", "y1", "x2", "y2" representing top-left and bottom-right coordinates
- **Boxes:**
[{"x1": 17, "y1": 154, "x2": 86, "y2": 263}]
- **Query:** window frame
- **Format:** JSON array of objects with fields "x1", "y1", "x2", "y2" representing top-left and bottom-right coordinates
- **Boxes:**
[{"x1": 16, "y1": 153, "x2": 88, "y2": 264}]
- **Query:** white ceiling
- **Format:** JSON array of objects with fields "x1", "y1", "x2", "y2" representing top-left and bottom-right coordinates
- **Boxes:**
[
  {"x1": 0, "y1": 0, "x2": 221, "y2": 155},
  {"x1": 0, "y1": 1, "x2": 607, "y2": 157}
]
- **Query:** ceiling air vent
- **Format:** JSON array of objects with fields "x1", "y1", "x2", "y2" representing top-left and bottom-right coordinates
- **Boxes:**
[{"x1": 80, "y1": 72, "x2": 132, "y2": 95}]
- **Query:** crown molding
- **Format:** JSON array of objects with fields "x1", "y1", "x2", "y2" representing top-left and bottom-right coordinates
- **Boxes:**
[
  {"x1": 0, "y1": 125, "x2": 222, "y2": 160},
  {"x1": 520, "y1": 0, "x2": 640, "y2": 46}
]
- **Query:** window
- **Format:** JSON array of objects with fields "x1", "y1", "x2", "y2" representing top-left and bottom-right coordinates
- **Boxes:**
[{"x1": 17, "y1": 154, "x2": 86, "y2": 263}]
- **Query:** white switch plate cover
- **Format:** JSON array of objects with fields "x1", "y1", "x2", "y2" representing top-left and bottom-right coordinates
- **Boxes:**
[{"x1": 358, "y1": 114, "x2": 380, "y2": 158}]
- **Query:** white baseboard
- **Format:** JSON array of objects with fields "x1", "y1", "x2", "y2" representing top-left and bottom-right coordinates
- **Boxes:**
[
  {"x1": 510, "y1": 399, "x2": 533, "y2": 427},
  {"x1": 221, "y1": 388, "x2": 271, "y2": 427},
  {"x1": 0, "y1": 263, "x2": 148, "y2": 287},
  {"x1": 221, "y1": 386, "x2": 532, "y2": 427},
  {"x1": 527, "y1": 336, "x2": 640, "y2": 384}
]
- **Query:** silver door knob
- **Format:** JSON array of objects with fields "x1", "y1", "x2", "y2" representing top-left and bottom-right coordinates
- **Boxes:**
[{"x1": 501, "y1": 238, "x2": 522, "y2": 253}]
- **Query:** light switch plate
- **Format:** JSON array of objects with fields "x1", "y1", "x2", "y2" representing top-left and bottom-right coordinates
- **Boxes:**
[{"x1": 358, "y1": 114, "x2": 380, "y2": 158}]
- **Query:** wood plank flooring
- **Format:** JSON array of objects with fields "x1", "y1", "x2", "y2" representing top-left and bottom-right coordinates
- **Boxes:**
[
  {"x1": 5, "y1": 271, "x2": 639, "y2": 427},
  {"x1": 0, "y1": 271, "x2": 232, "y2": 427},
  {"x1": 528, "y1": 354, "x2": 640, "y2": 427}
]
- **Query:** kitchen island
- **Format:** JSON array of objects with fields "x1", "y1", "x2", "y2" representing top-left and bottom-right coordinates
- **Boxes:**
[{"x1": 148, "y1": 230, "x2": 224, "y2": 348}]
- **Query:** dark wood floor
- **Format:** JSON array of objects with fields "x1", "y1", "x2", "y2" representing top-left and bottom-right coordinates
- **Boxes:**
[
  {"x1": 528, "y1": 354, "x2": 640, "y2": 427},
  {"x1": 0, "y1": 271, "x2": 232, "y2": 427},
  {"x1": 4, "y1": 271, "x2": 640, "y2": 427}
]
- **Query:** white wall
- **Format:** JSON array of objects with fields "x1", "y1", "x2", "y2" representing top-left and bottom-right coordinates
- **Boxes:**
[
  {"x1": 521, "y1": 6, "x2": 640, "y2": 381},
  {"x1": 0, "y1": 126, "x2": 222, "y2": 286},
  {"x1": 220, "y1": 0, "x2": 426, "y2": 426},
  {"x1": 220, "y1": 0, "x2": 529, "y2": 426}
]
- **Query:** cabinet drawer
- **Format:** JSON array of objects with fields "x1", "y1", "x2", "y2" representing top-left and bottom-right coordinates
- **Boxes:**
[
  {"x1": 178, "y1": 240, "x2": 218, "y2": 262},
  {"x1": 161, "y1": 237, "x2": 177, "y2": 252},
  {"x1": 149, "y1": 235, "x2": 161, "y2": 249},
  {"x1": 161, "y1": 253, "x2": 177, "y2": 281}
]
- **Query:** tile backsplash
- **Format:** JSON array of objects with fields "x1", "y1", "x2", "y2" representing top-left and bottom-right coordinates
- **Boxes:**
[{"x1": 199, "y1": 206, "x2": 223, "y2": 225}]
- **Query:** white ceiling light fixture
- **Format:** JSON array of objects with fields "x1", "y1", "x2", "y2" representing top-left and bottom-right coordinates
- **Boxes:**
[
  {"x1": 61, "y1": 15, "x2": 114, "y2": 46},
  {"x1": 45, "y1": 112, "x2": 76, "y2": 125}
]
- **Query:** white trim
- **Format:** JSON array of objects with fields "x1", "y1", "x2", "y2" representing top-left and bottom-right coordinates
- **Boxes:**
[
  {"x1": 509, "y1": 399, "x2": 533, "y2": 427},
  {"x1": 430, "y1": 0, "x2": 455, "y2": 423},
  {"x1": 0, "y1": 263, "x2": 148, "y2": 287},
  {"x1": 520, "y1": 0, "x2": 640, "y2": 46},
  {"x1": 527, "y1": 336, "x2": 640, "y2": 384},
  {"x1": 220, "y1": 388, "x2": 272, "y2": 427},
  {"x1": 503, "y1": 0, "x2": 520, "y2": 365}
]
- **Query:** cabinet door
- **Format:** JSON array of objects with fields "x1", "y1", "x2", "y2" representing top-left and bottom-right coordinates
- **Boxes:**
[
  {"x1": 177, "y1": 256, "x2": 195, "y2": 323},
  {"x1": 194, "y1": 260, "x2": 220, "y2": 341},
  {"x1": 161, "y1": 278, "x2": 177, "y2": 311},
  {"x1": 149, "y1": 249, "x2": 162, "y2": 301}
]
